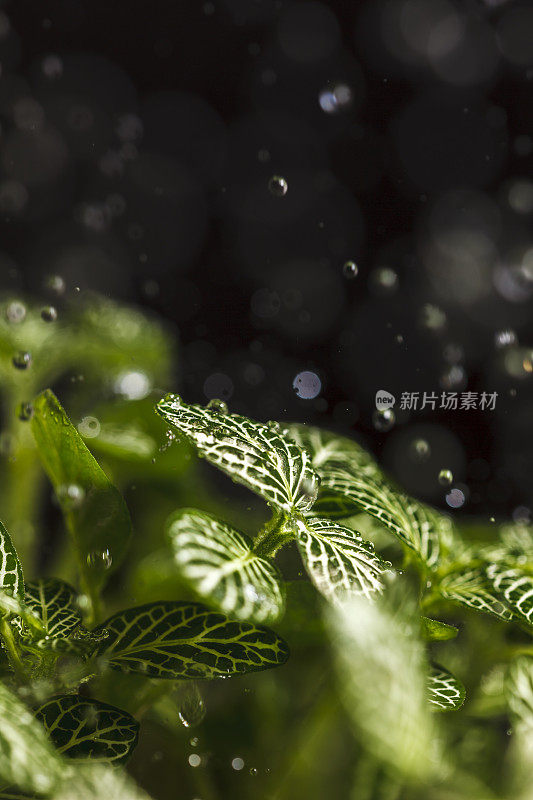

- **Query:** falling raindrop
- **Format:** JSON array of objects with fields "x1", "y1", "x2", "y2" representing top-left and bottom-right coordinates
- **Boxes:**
[
  {"x1": 342, "y1": 260, "x2": 358, "y2": 279},
  {"x1": 12, "y1": 351, "x2": 32, "y2": 370},
  {"x1": 438, "y1": 469, "x2": 453, "y2": 487},
  {"x1": 178, "y1": 683, "x2": 206, "y2": 728},
  {"x1": 372, "y1": 408, "x2": 395, "y2": 432},
  {"x1": 40, "y1": 306, "x2": 58, "y2": 322},
  {"x1": 268, "y1": 175, "x2": 288, "y2": 197}
]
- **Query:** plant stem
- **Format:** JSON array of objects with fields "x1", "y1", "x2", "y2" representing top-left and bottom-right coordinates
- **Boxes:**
[
  {"x1": 253, "y1": 511, "x2": 294, "y2": 558},
  {"x1": 0, "y1": 618, "x2": 27, "y2": 681}
]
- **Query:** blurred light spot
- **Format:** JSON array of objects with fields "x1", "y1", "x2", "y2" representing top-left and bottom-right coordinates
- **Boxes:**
[
  {"x1": 507, "y1": 180, "x2": 533, "y2": 214},
  {"x1": 268, "y1": 175, "x2": 288, "y2": 197},
  {"x1": 419, "y1": 303, "x2": 446, "y2": 331},
  {"x1": 41, "y1": 54, "x2": 63, "y2": 79},
  {"x1": 115, "y1": 371, "x2": 151, "y2": 400},
  {"x1": 318, "y1": 83, "x2": 352, "y2": 113},
  {"x1": 13, "y1": 98, "x2": 45, "y2": 132},
  {"x1": 203, "y1": 372, "x2": 234, "y2": 401},
  {"x1": 445, "y1": 487, "x2": 465, "y2": 508},
  {"x1": 440, "y1": 365, "x2": 467, "y2": 390},
  {"x1": 116, "y1": 113, "x2": 143, "y2": 142},
  {"x1": 495, "y1": 329, "x2": 517, "y2": 349},
  {"x1": 232, "y1": 757, "x2": 244, "y2": 771},
  {"x1": 493, "y1": 258, "x2": 533, "y2": 303},
  {"x1": 369, "y1": 267, "x2": 398, "y2": 296},
  {"x1": 78, "y1": 416, "x2": 101, "y2": 439},
  {"x1": 188, "y1": 754, "x2": 201, "y2": 768},
  {"x1": 0, "y1": 180, "x2": 28, "y2": 214},
  {"x1": 293, "y1": 370, "x2": 321, "y2": 399},
  {"x1": 514, "y1": 135, "x2": 533, "y2": 157}
]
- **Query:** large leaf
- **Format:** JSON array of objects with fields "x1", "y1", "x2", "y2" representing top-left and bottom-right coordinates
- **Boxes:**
[
  {"x1": 92, "y1": 601, "x2": 289, "y2": 679},
  {"x1": 155, "y1": 395, "x2": 319, "y2": 513},
  {"x1": 0, "y1": 682, "x2": 65, "y2": 795},
  {"x1": 427, "y1": 664, "x2": 465, "y2": 711},
  {"x1": 31, "y1": 390, "x2": 132, "y2": 594},
  {"x1": 166, "y1": 509, "x2": 284, "y2": 623},
  {"x1": 294, "y1": 516, "x2": 390, "y2": 605},
  {"x1": 487, "y1": 564, "x2": 533, "y2": 627},
  {"x1": 0, "y1": 522, "x2": 23, "y2": 601},
  {"x1": 315, "y1": 468, "x2": 442, "y2": 567},
  {"x1": 327, "y1": 587, "x2": 437, "y2": 782},
  {"x1": 438, "y1": 567, "x2": 513, "y2": 621},
  {"x1": 35, "y1": 695, "x2": 139, "y2": 764}
]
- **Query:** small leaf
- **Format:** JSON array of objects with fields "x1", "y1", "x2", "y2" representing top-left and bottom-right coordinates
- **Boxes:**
[
  {"x1": 31, "y1": 390, "x2": 132, "y2": 593},
  {"x1": 0, "y1": 682, "x2": 64, "y2": 795},
  {"x1": 35, "y1": 695, "x2": 139, "y2": 764},
  {"x1": 92, "y1": 601, "x2": 289, "y2": 679},
  {"x1": 427, "y1": 664, "x2": 465, "y2": 711},
  {"x1": 18, "y1": 579, "x2": 82, "y2": 639},
  {"x1": 0, "y1": 521, "x2": 23, "y2": 601},
  {"x1": 0, "y1": 590, "x2": 46, "y2": 636},
  {"x1": 155, "y1": 395, "x2": 319, "y2": 513},
  {"x1": 166, "y1": 509, "x2": 284, "y2": 623},
  {"x1": 438, "y1": 567, "x2": 513, "y2": 621},
  {"x1": 421, "y1": 617, "x2": 458, "y2": 642},
  {"x1": 487, "y1": 564, "x2": 533, "y2": 627},
  {"x1": 294, "y1": 516, "x2": 390, "y2": 605}
]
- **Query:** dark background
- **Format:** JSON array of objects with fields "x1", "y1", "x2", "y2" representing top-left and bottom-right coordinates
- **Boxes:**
[{"x1": 1, "y1": 0, "x2": 533, "y2": 517}]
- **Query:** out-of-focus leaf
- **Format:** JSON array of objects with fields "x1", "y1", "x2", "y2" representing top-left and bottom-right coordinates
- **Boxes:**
[
  {"x1": 287, "y1": 424, "x2": 381, "y2": 479},
  {"x1": 294, "y1": 516, "x2": 390, "y2": 605},
  {"x1": 31, "y1": 390, "x2": 132, "y2": 593},
  {"x1": 487, "y1": 564, "x2": 533, "y2": 627},
  {"x1": 167, "y1": 509, "x2": 284, "y2": 623},
  {"x1": 506, "y1": 656, "x2": 533, "y2": 732},
  {"x1": 327, "y1": 584, "x2": 437, "y2": 782},
  {"x1": 80, "y1": 423, "x2": 156, "y2": 462},
  {"x1": 438, "y1": 567, "x2": 513, "y2": 622},
  {"x1": 427, "y1": 664, "x2": 465, "y2": 711},
  {"x1": 156, "y1": 395, "x2": 319, "y2": 513},
  {"x1": 35, "y1": 695, "x2": 139, "y2": 764},
  {"x1": 0, "y1": 590, "x2": 46, "y2": 636},
  {"x1": 52, "y1": 762, "x2": 152, "y2": 800},
  {"x1": 0, "y1": 682, "x2": 65, "y2": 795},
  {"x1": 421, "y1": 616, "x2": 459, "y2": 642},
  {"x1": 92, "y1": 601, "x2": 290, "y2": 679},
  {"x1": 0, "y1": 521, "x2": 23, "y2": 601}
]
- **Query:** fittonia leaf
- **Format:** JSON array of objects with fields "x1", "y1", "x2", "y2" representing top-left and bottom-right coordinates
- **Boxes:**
[
  {"x1": 438, "y1": 567, "x2": 513, "y2": 622},
  {"x1": 166, "y1": 509, "x2": 285, "y2": 624},
  {"x1": 427, "y1": 664, "x2": 465, "y2": 712},
  {"x1": 155, "y1": 395, "x2": 319, "y2": 513},
  {"x1": 0, "y1": 522, "x2": 23, "y2": 602}
]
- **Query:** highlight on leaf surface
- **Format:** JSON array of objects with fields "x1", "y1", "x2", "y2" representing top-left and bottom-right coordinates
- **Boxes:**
[
  {"x1": 155, "y1": 394, "x2": 319, "y2": 513},
  {"x1": 91, "y1": 601, "x2": 289, "y2": 679},
  {"x1": 35, "y1": 695, "x2": 139, "y2": 764},
  {"x1": 31, "y1": 390, "x2": 132, "y2": 593},
  {"x1": 327, "y1": 587, "x2": 437, "y2": 783},
  {"x1": 427, "y1": 664, "x2": 465, "y2": 712},
  {"x1": 0, "y1": 682, "x2": 65, "y2": 795},
  {"x1": 421, "y1": 617, "x2": 458, "y2": 642},
  {"x1": 0, "y1": 521, "x2": 23, "y2": 601},
  {"x1": 166, "y1": 509, "x2": 285, "y2": 624},
  {"x1": 294, "y1": 516, "x2": 391, "y2": 605}
]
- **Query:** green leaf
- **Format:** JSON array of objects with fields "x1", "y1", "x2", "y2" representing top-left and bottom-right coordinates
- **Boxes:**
[
  {"x1": 155, "y1": 395, "x2": 319, "y2": 513},
  {"x1": 80, "y1": 422, "x2": 157, "y2": 462},
  {"x1": 487, "y1": 564, "x2": 533, "y2": 627},
  {"x1": 0, "y1": 682, "x2": 65, "y2": 795},
  {"x1": 438, "y1": 567, "x2": 513, "y2": 621},
  {"x1": 18, "y1": 580, "x2": 82, "y2": 639},
  {"x1": 506, "y1": 656, "x2": 533, "y2": 732},
  {"x1": 0, "y1": 521, "x2": 23, "y2": 602},
  {"x1": 287, "y1": 424, "x2": 381, "y2": 479},
  {"x1": 166, "y1": 509, "x2": 284, "y2": 624},
  {"x1": 31, "y1": 390, "x2": 132, "y2": 595},
  {"x1": 421, "y1": 617, "x2": 458, "y2": 642},
  {"x1": 0, "y1": 591, "x2": 46, "y2": 636},
  {"x1": 35, "y1": 695, "x2": 139, "y2": 764},
  {"x1": 92, "y1": 601, "x2": 289, "y2": 679},
  {"x1": 315, "y1": 468, "x2": 442, "y2": 567},
  {"x1": 52, "y1": 762, "x2": 152, "y2": 800},
  {"x1": 427, "y1": 664, "x2": 465, "y2": 711},
  {"x1": 294, "y1": 516, "x2": 391, "y2": 605}
]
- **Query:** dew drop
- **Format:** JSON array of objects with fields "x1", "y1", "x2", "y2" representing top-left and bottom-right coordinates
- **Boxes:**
[
  {"x1": 266, "y1": 420, "x2": 280, "y2": 431},
  {"x1": 268, "y1": 175, "x2": 288, "y2": 197},
  {"x1": 207, "y1": 398, "x2": 228, "y2": 414},
  {"x1": 17, "y1": 402, "x2": 33, "y2": 422},
  {"x1": 6, "y1": 301, "x2": 26, "y2": 323},
  {"x1": 178, "y1": 683, "x2": 206, "y2": 728},
  {"x1": 342, "y1": 260, "x2": 358, "y2": 279},
  {"x1": 438, "y1": 469, "x2": 453, "y2": 487},
  {"x1": 410, "y1": 438, "x2": 431, "y2": 461},
  {"x1": 40, "y1": 306, "x2": 57, "y2": 322},
  {"x1": 58, "y1": 483, "x2": 85, "y2": 509},
  {"x1": 12, "y1": 351, "x2": 32, "y2": 370},
  {"x1": 87, "y1": 548, "x2": 113, "y2": 570},
  {"x1": 372, "y1": 408, "x2": 395, "y2": 432}
]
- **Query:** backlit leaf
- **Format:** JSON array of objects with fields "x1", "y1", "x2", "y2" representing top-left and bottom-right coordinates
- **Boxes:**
[
  {"x1": 35, "y1": 695, "x2": 139, "y2": 764},
  {"x1": 156, "y1": 395, "x2": 319, "y2": 513},
  {"x1": 427, "y1": 664, "x2": 465, "y2": 711},
  {"x1": 294, "y1": 516, "x2": 391, "y2": 604},
  {"x1": 0, "y1": 521, "x2": 23, "y2": 601},
  {"x1": 287, "y1": 424, "x2": 380, "y2": 479},
  {"x1": 487, "y1": 564, "x2": 533, "y2": 627},
  {"x1": 438, "y1": 567, "x2": 512, "y2": 622},
  {"x1": 166, "y1": 509, "x2": 284, "y2": 623},
  {"x1": 31, "y1": 390, "x2": 132, "y2": 593},
  {"x1": 421, "y1": 617, "x2": 458, "y2": 642},
  {"x1": 92, "y1": 601, "x2": 289, "y2": 679}
]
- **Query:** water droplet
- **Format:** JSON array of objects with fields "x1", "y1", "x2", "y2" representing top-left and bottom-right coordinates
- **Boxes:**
[
  {"x1": 12, "y1": 351, "x2": 32, "y2": 370},
  {"x1": 178, "y1": 683, "x2": 206, "y2": 728},
  {"x1": 87, "y1": 549, "x2": 113, "y2": 570},
  {"x1": 5, "y1": 301, "x2": 26, "y2": 323},
  {"x1": 293, "y1": 370, "x2": 321, "y2": 399},
  {"x1": 58, "y1": 483, "x2": 85, "y2": 509},
  {"x1": 495, "y1": 329, "x2": 517, "y2": 349},
  {"x1": 410, "y1": 439, "x2": 431, "y2": 462},
  {"x1": 372, "y1": 408, "x2": 395, "y2": 432},
  {"x1": 445, "y1": 488, "x2": 465, "y2": 509},
  {"x1": 301, "y1": 475, "x2": 319, "y2": 505},
  {"x1": 438, "y1": 469, "x2": 453, "y2": 487},
  {"x1": 189, "y1": 737, "x2": 199, "y2": 747},
  {"x1": 266, "y1": 420, "x2": 280, "y2": 431},
  {"x1": 17, "y1": 402, "x2": 33, "y2": 421},
  {"x1": 207, "y1": 398, "x2": 228, "y2": 414},
  {"x1": 249, "y1": 767, "x2": 258, "y2": 776},
  {"x1": 231, "y1": 757, "x2": 245, "y2": 771},
  {"x1": 77, "y1": 416, "x2": 101, "y2": 438},
  {"x1": 343, "y1": 260, "x2": 358, "y2": 279},
  {"x1": 40, "y1": 306, "x2": 57, "y2": 322},
  {"x1": 188, "y1": 753, "x2": 201, "y2": 768},
  {"x1": 268, "y1": 175, "x2": 288, "y2": 197},
  {"x1": 45, "y1": 274, "x2": 66, "y2": 295}
]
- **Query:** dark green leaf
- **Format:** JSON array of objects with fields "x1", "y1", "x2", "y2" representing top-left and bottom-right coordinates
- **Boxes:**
[
  {"x1": 19, "y1": 580, "x2": 82, "y2": 639},
  {"x1": 0, "y1": 521, "x2": 23, "y2": 601},
  {"x1": 92, "y1": 601, "x2": 289, "y2": 679},
  {"x1": 427, "y1": 664, "x2": 465, "y2": 711},
  {"x1": 35, "y1": 695, "x2": 139, "y2": 764}
]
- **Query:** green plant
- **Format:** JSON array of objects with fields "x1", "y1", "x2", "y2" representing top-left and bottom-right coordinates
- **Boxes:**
[{"x1": 1, "y1": 296, "x2": 533, "y2": 800}]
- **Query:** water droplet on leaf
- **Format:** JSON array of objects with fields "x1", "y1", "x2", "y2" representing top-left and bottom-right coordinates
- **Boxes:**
[
  {"x1": 58, "y1": 483, "x2": 85, "y2": 509},
  {"x1": 207, "y1": 398, "x2": 228, "y2": 414},
  {"x1": 12, "y1": 351, "x2": 32, "y2": 370}
]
